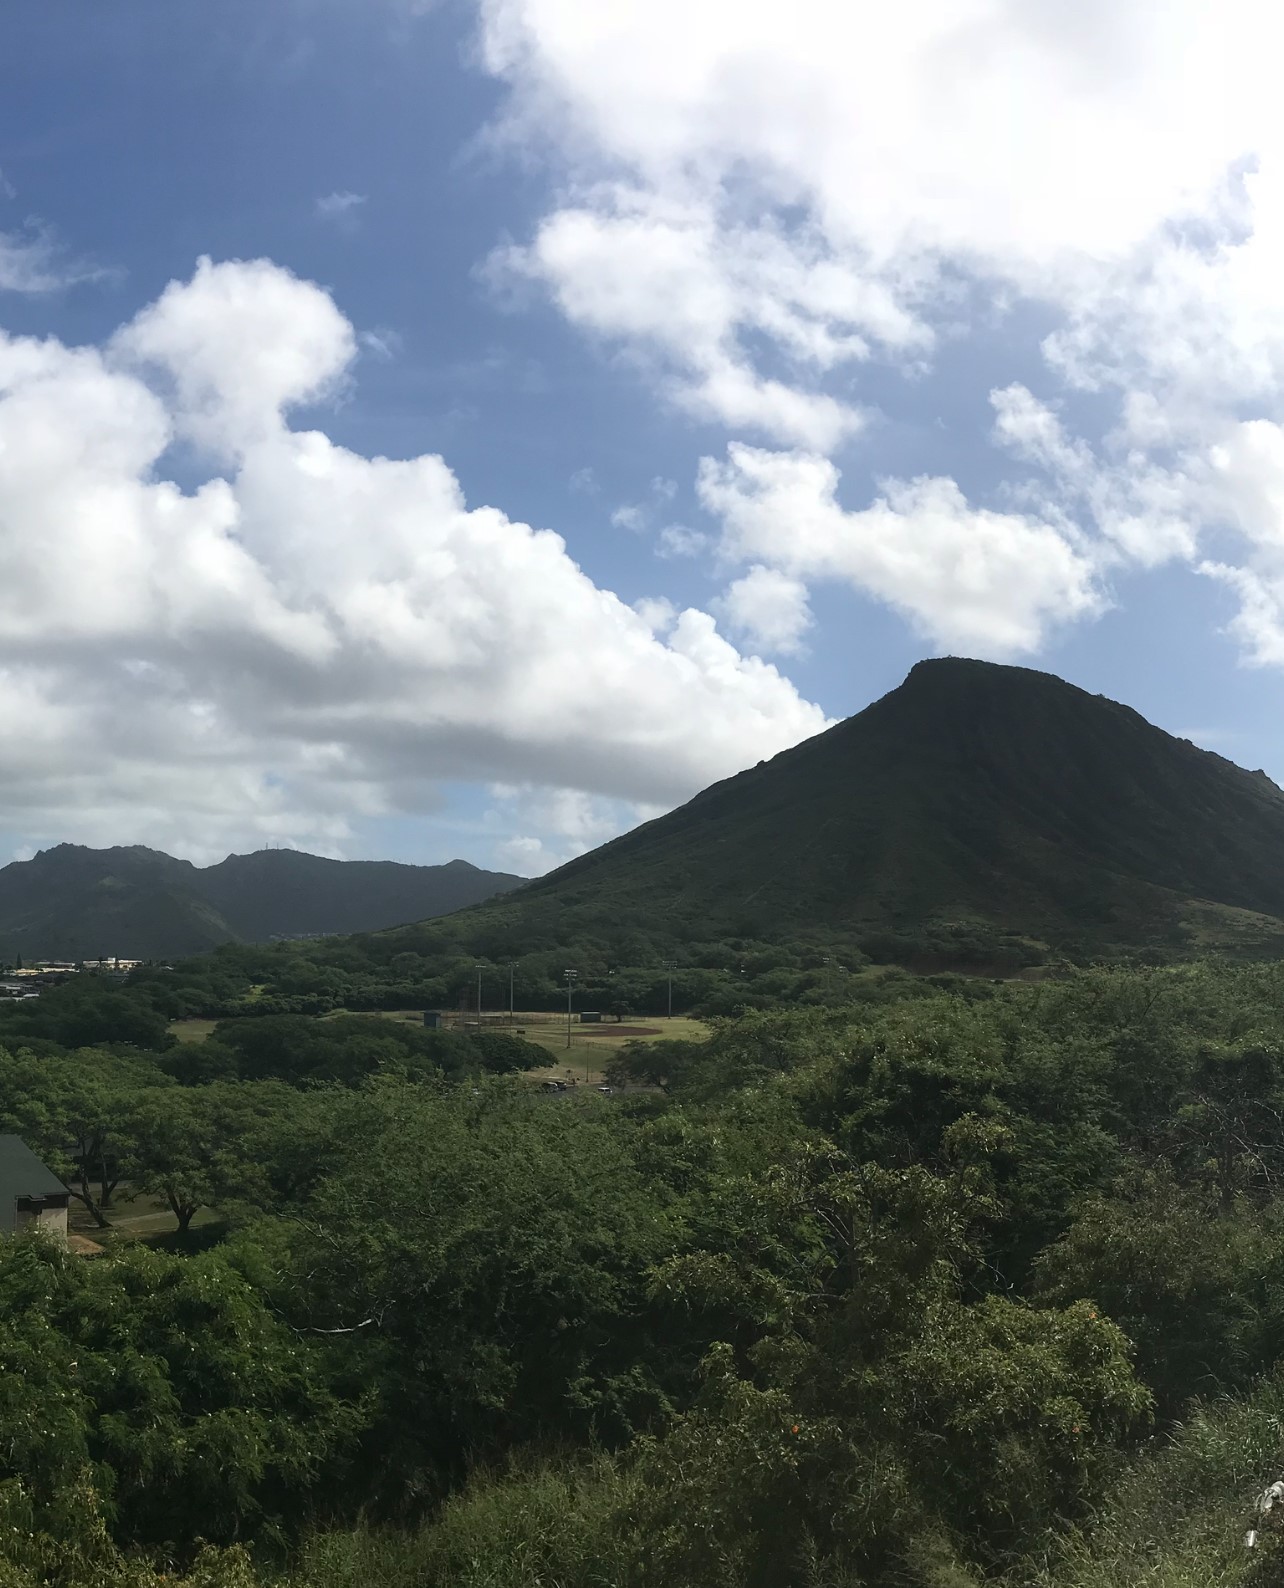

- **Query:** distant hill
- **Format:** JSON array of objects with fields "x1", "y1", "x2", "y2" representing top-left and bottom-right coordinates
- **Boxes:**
[
  {"x1": 377, "y1": 658, "x2": 1284, "y2": 962},
  {"x1": 0, "y1": 846, "x2": 526, "y2": 962}
]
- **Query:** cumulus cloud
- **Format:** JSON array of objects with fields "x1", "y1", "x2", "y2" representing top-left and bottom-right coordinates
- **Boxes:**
[
  {"x1": 486, "y1": 783, "x2": 660, "y2": 874},
  {"x1": 469, "y1": 0, "x2": 1284, "y2": 671},
  {"x1": 479, "y1": 0, "x2": 1271, "y2": 272},
  {"x1": 490, "y1": 190, "x2": 888, "y2": 448},
  {"x1": 716, "y1": 566, "x2": 813, "y2": 657},
  {"x1": 0, "y1": 258, "x2": 828, "y2": 861},
  {"x1": 475, "y1": 0, "x2": 1278, "y2": 439},
  {"x1": 699, "y1": 444, "x2": 1103, "y2": 657}
]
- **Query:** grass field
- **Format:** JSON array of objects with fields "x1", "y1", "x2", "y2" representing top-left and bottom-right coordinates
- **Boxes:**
[
  {"x1": 362, "y1": 1009, "x2": 708, "y2": 1085},
  {"x1": 167, "y1": 1009, "x2": 707, "y2": 1086},
  {"x1": 168, "y1": 1018, "x2": 219, "y2": 1043},
  {"x1": 68, "y1": 1187, "x2": 223, "y2": 1246}
]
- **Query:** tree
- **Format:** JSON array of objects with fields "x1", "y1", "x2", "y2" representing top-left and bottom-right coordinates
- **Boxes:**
[
  {"x1": 1172, "y1": 1041, "x2": 1284, "y2": 1213},
  {"x1": 265, "y1": 1085, "x2": 679, "y2": 1506},
  {"x1": 0, "y1": 978, "x2": 172, "y2": 1050},
  {"x1": 125, "y1": 1081, "x2": 309, "y2": 1231},
  {"x1": 0, "y1": 1046, "x2": 168, "y2": 1226},
  {"x1": 0, "y1": 1235, "x2": 360, "y2": 1552}
]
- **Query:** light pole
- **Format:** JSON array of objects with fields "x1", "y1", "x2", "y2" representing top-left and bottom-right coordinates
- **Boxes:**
[
  {"x1": 564, "y1": 968, "x2": 578, "y2": 1051},
  {"x1": 474, "y1": 964, "x2": 485, "y2": 1029},
  {"x1": 662, "y1": 959, "x2": 677, "y2": 1020},
  {"x1": 509, "y1": 963, "x2": 515, "y2": 1028}
]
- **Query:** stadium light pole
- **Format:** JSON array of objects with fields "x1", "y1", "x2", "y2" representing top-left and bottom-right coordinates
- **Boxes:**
[
  {"x1": 474, "y1": 964, "x2": 485, "y2": 1029},
  {"x1": 662, "y1": 960, "x2": 677, "y2": 1020},
  {"x1": 564, "y1": 968, "x2": 577, "y2": 1051},
  {"x1": 509, "y1": 963, "x2": 515, "y2": 1028}
]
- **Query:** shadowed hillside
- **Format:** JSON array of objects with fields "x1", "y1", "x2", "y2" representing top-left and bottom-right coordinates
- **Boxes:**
[
  {"x1": 395, "y1": 658, "x2": 1284, "y2": 960},
  {"x1": 0, "y1": 845, "x2": 525, "y2": 961}
]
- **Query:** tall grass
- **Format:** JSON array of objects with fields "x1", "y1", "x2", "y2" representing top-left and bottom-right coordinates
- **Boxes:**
[
  {"x1": 1024, "y1": 1378, "x2": 1284, "y2": 1588},
  {"x1": 285, "y1": 1456, "x2": 632, "y2": 1588}
]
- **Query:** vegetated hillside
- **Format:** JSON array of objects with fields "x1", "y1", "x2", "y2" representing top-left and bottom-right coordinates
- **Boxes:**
[
  {"x1": 0, "y1": 844, "x2": 525, "y2": 961},
  {"x1": 397, "y1": 658, "x2": 1284, "y2": 961},
  {"x1": 197, "y1": 851, "x2": 524, "y2": 941}
]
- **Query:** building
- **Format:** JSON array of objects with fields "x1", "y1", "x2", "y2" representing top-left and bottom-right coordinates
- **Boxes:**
[
  {"x1": 423, "y1": 1011, "x2": 444, "y2": 1029},
  {"x1": 0, "y1": 1137, "x2": 70, "y2": 1237}
]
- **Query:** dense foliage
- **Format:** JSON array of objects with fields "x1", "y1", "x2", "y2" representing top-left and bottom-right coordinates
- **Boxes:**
[{"x1": 5, "y1": 961, "x2": 1284, "y2": 1585}]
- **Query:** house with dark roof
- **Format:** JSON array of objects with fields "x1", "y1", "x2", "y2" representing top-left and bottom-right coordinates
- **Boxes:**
[{"x1": 0, "y1": 1136, "x2": 69, "y2": 1237}]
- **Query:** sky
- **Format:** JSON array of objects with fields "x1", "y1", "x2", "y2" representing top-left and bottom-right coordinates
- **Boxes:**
[{"x1": 4, "y1": 0, "x2": 1284, "y2": 875}]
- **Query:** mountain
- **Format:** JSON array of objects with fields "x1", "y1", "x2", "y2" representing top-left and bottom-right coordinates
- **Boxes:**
[
  {"x1": 0, "y1": 846, "x2": 525, "y2": 962},
  {"x1": 15, "y1": 659, "x2": 1284, "y2": 968},
  {"x1": 395, "y1": 658, "x2": 1284, "y2": 961}
]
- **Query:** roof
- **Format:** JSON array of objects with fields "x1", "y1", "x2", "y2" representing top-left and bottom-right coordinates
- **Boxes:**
[{"x1": 0, "y1": 1136, "x2": 68, "y2": 1201}]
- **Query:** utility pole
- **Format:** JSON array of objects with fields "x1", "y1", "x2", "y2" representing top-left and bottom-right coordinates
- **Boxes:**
[
  {"x1": 662, "y1": 959, "x2": 677, "y2": 1020},
  {"x1": 563, "y1": 968, "x2": 577, "y2": 1050},
  {"x1": 509, "y1": 963, "x2": 515, "y2": 1028},
  {"x1": 474, "y1": 964, "x2": 485, "y2": 1030}
]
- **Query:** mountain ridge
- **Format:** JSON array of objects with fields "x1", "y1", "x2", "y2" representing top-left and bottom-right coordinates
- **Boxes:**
[
  {"x1": 0, "y1": 846, "x2": 526, "y2": 961},
  {"x1": 380, "y1": 658, "x2": 1284, "y2": 962}
]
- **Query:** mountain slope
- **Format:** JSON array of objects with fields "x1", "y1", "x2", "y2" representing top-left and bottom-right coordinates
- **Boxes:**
[
  {"x1": 399, "y1": 659, "x2": 1284, "y2": 958},
  {"x1": 197, "y1": 851, "x2": 526, "y2": 941},
  {"x1": 0, "y1": 846, "x2": 525, "y2": 961}
]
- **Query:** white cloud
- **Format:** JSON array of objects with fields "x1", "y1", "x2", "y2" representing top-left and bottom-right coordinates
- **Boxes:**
[
  {"x1": 474, "y1": 0, "x2": 1283, "y2": 442},
  {"x1": 609, "y1": 476, "x2": 688, "y2": 537},
  {"x1": 113, "y1": 255, "x2": 357, "y2": 456},
  {"x1": 990, "y1": 383, "x2": 1198, "y2": 566},
  {"x1": 632, "y1": 596, "x2": 677, "y2": 635},
  {"x1": 485, "y1": 783, "x2": 657, "y2": 874},
  {"x1": 0, "y1": 257, "x2": 829, "y2": 861},
  {"x1": 610, "y1": 503, "x2": 646, "y2": 532},
  {"x1": 315, "y1": 190, "x2": 367, "y2": 225},
  {"x1": 1191, "y1": 419, "x2": 1284, "y2": 663},
  {"x1": 716, "y1": 566, "x2": 812, "y2": 656},
  {"x1": 489, "y1": 191, "x2": 876, "y2": 448},
  {"x1": 656, "y1": 524, "x2": 711, "y2": 560},
  {"x1": 699, "y1": 443, "x2": 1104, "y2": 657},
  {"x1": 360, "y1": 327, "x2": 403, "y2": 361},
  {"x1": 0, "y1": 221, "x2": 101, "y2": 295},
  {"x1": 468, "y1": 0, "x2": 1284, "y2": 673}
]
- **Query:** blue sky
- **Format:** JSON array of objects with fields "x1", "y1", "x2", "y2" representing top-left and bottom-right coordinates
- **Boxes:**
[{"x1": 3, "y1": 0, "x2": 1284, "y2": 872}]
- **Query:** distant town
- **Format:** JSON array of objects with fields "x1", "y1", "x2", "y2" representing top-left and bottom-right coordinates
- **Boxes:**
[{"x1": 0, "y1": 958, "x2": 145, "y2": 999}]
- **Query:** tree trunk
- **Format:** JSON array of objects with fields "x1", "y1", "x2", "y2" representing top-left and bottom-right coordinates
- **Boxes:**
[
  {"x1": 71, "y1": 1181, "x2": 109, "y2": 1229},
  {"x1": 165, "y1": 1187, "x2": 198, "y2": 1233},
  {"x1": 99, "y1": 1150, "x2": 117, "y2": 1208}
]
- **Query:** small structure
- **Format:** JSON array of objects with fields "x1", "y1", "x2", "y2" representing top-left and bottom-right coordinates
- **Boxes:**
[
  {"x1": 423, "y1": 1011, "x2": 444, "y2": 1030},
  {"x1": 580, "y1": 1010, "x2": 602, "y2": 1024},
  {"x1": 0, "y1": 1137, "x2": 70, "y2": 1238}
]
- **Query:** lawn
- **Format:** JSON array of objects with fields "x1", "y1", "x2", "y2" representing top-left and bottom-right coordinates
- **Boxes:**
[
  {"x1": 360, "y1": 1008, "x2": 708, "y2": 1084},
  {"x1": 168, "y1": 1008, "x2": 708, "y2": 1085},
  {"x1": 68, "y1": 1187, "x2": 223, "y2": 1246},
  {"x1": 168, "y1": 1018, "x2": 219, "y2": 1043}
]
